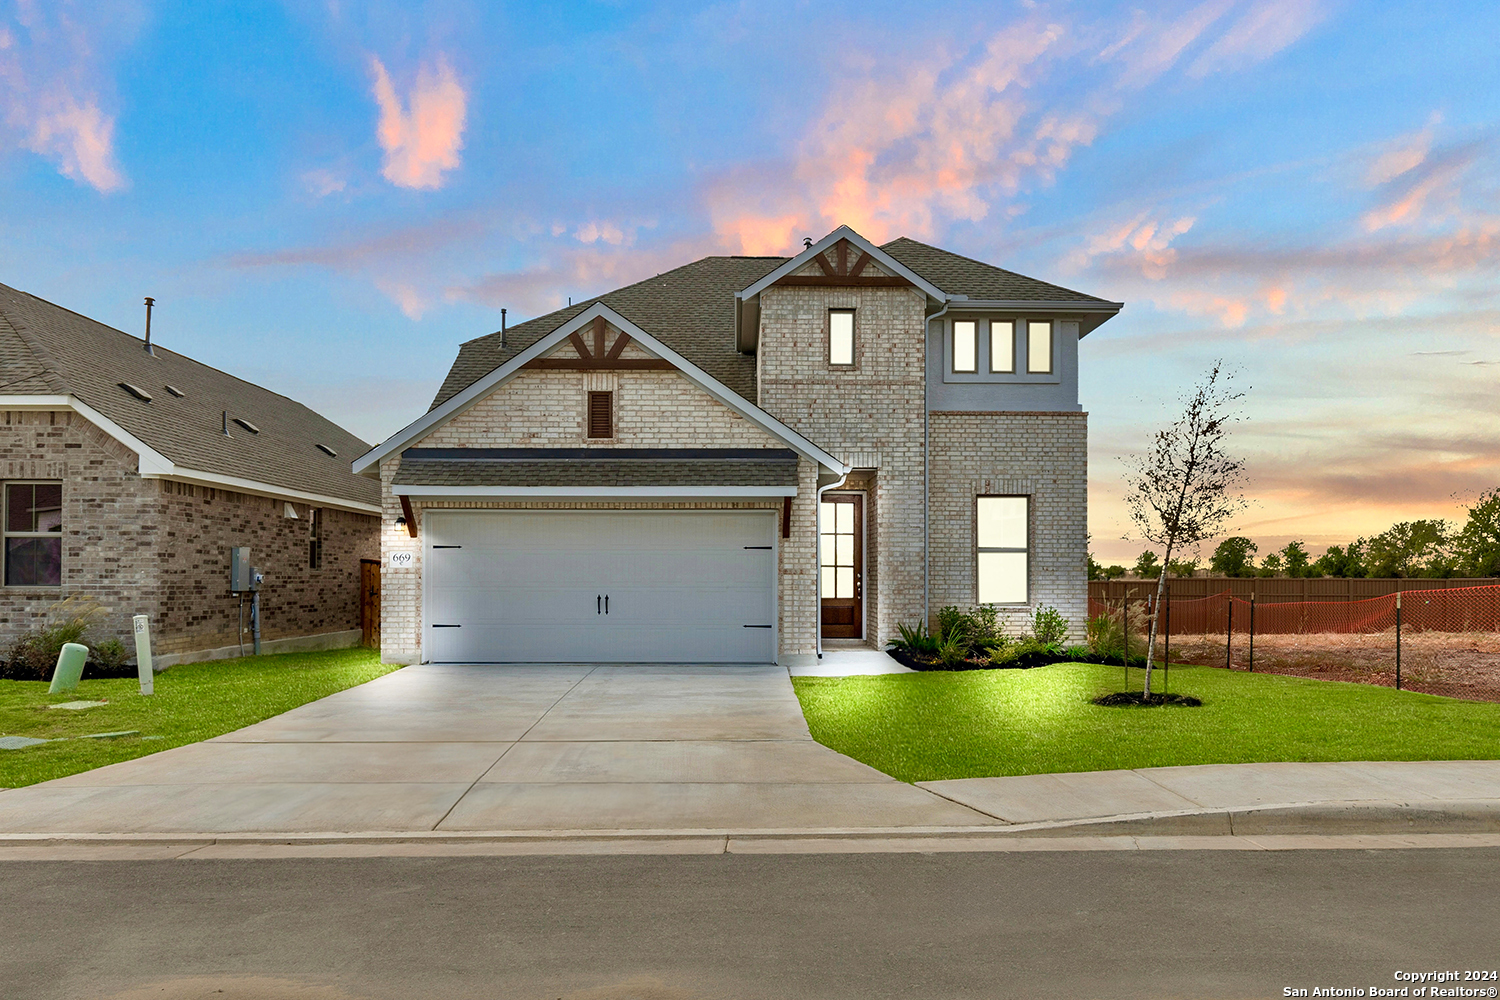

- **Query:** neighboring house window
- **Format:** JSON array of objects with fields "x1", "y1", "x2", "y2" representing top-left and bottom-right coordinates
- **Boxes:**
[
  {"x1": 952, "y1": 320, "x2": 977, "y2": 373},
  {"x1": 588, "y1": 390, "x2": 614, "y2": 439},
  {"x1": 829, "y1": 309, "x2": 855, "y2": 366},
  {"x1": 4, "y1": 482, "x2": 62, "y2": 587},
  {"x1": 1027, "y1": 321, "x2": 1053, "y2": 373},
  {"x1": 309, "y1": 508, "x2": 323, "y2": 570},
  {"x1": 976, "y1": 495, "x2": 1028, "y2": 604},
  {"x1": 990, "y1": 320, "x2": 1015, "y2": 373}
]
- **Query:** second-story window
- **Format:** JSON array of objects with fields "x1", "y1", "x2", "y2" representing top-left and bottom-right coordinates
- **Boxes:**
[
  {"x1": 990, "y1": 320, "x2": 1015, "y2": 373},
  {"x1": 829, "y1": 309, "x2": 855, "y2": 366},
  {"x1": 1027, "y1": 321, "x2": 1053, "y2": 373},
  {"x1": 953, "y1": 320, "x2": 977, "y2": 373}
]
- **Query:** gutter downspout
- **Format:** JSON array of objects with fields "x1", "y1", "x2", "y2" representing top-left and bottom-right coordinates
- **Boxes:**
[
  {"x1": 814, "y1": 468, "x2": 850, "y2": 659},
  {"x1": 922, "y1": 297, "x2": 954, "y2": 631}
]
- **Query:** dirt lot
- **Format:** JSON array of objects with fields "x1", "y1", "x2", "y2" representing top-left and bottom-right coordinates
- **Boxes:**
[{"x1": 1164, "y1": 630, "x2": 1500, "y2": 703}]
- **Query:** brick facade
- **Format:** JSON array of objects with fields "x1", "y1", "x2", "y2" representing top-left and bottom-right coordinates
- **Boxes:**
[
  {"x1": 928, "y1": 411, "x2": 1089, "y2": 639},
  {"x1": 756, "y1": 265, "x2": 929, "y2": 647},
  {"x1": 379, "y1": 342, "x2": 821, "y2": 664},
  {"x1": 0, "y1": 409, "x2": 379, "y2": 662}
]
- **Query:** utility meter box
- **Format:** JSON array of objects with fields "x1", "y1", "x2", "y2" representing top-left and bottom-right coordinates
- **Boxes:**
[{"x1": 230, "y1": 547, "x2": 251, "y2": 593}]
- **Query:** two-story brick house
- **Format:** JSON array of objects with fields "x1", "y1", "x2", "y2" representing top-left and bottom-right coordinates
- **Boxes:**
[{"x1": 355, "y1": 227, "x2": 1121, "y2": 665}]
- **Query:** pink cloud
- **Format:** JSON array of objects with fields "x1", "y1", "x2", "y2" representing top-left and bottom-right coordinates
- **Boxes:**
[
  {"x1": 0, "y1": 3, "x2": 134, "y2": 193},
  {"x1": 1186, "y1": 0, "x2": 1330, "y2": 77},
  {"x1": 369, "y1": 54, "x2": 466, "y2": 190}
]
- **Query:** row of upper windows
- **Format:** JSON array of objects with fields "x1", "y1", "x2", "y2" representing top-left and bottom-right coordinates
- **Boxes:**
[
  {"x1": 953, "y1": 319, "x2": 1052, "y2": 375},
  {"x1": 822, "y1": 309, "x2": 1055, "y2": 375}
]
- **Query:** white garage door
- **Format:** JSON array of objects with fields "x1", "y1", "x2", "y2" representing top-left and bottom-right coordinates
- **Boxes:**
[{"x1": 424, "y1": 510, "x2": 778, "y2": 663}]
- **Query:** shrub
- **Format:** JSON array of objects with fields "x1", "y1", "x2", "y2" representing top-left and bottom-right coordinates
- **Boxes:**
[
  {"x1": 935, "y1": 629, "x2": 971, "y2": 669},
  {"x1": 1029, "y1": 605, "x2": 1070, "y2": 646},
  {"x1": 0, "y1": 596, "x2": 109, "y2": 681},
  {"x1": 935, "y1": 606, "x2": 969, "y2": 643},
  {"x1": 92, "y1": 638, "x2": 130, "y2": 671},
  {"x1": 889, "y1": 621, "x2": 939, "y2": 657}
]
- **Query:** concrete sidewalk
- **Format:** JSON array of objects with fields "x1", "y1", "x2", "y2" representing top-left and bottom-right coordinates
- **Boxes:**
[{"x1": 0, "y1": 663, "x2": 1496, "y2": 853}]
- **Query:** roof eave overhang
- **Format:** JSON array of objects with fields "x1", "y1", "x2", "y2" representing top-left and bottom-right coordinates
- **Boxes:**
[
  {"x1": 946, "y1": 299, "x2": 1125, "y2": 337},
  {"x1": 393, "y1": 485, "x2": 797, "y2": 499},
  {"x1": 356, "y1": 302, "x2": 850, "y2": 478},
  {"x1": 1, "y1": 393, "x2": 381, "y2": 515}
]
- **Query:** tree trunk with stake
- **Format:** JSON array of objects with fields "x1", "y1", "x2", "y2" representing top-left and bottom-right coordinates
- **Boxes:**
[{"x1": 1124, "y1": 363, "x2": 1250, "y2": 699}]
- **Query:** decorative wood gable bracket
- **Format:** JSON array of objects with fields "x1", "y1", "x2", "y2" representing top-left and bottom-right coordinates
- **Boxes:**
[
  {"x1": 521, "y1": 316, "x2": 675, "y2": 371},
  {"x1": 774, "y1": 239, "x2": 913, "y2": 288}
]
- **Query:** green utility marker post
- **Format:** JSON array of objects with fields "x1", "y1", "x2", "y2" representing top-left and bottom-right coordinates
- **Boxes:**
[
  {"x1": 133, "y1": 614, "x2": 154, "y2": 696},
  {"x1": 48, "y1": 642, "x2": 89, "y2": 694}
]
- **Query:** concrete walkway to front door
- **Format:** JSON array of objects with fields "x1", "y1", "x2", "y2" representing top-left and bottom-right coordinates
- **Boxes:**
[{"x1": 0, "y1": 664, "x2": 998, "y2": 836}]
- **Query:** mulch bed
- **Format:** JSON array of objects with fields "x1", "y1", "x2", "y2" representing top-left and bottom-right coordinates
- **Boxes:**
[
  {"x1": 885, "y1": 647, "x2": 1146, "y2": 672},
  {"x1": 1092, "y1": 692, "x2": 1203, "y2": 708}
]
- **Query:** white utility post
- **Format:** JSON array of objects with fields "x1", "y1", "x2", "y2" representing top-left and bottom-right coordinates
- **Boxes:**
[{"x1": 133, "y1": 614, "x2": 154, "y2": 695}]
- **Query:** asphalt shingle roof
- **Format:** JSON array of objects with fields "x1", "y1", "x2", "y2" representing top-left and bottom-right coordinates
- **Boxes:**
[
  {"x1": 429, "y1": 237, "x2": 1117, "y2": 412},
  {"x1": 394, "y1": 447, "x2": 798, "y2": 488},
  {"x1": 431, "y1": 256, "x2": 786, "y2": 410},
  {"x1": 0, "y1": 283, "x2": 379, "y2": 508},
  {"x1": 879, "y1": 237, "x2": 1115, "y2": 304}
]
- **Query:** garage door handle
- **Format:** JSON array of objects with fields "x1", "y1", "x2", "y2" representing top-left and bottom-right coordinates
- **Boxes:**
[
  {"x1": 604, "y1": 595, "x2": 609, "y2": 614},
  {"x1": 597, "y1": 594, "x2": 602, "y2": 615}
]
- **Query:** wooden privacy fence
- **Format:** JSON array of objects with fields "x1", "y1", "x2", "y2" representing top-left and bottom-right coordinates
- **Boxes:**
[{"x1": 1090, "y1": 576, "x2": 1498, "y2": 603}]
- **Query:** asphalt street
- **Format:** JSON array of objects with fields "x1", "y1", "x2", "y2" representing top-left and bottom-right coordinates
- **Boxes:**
[{"x1": 4, "y1": 848, "x2": 1497, "y2": 1000}]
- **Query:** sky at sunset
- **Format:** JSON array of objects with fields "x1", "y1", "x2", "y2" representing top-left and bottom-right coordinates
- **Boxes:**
[{"x1": 2, "y1": 1, "x2": 1496, "y2": 564}]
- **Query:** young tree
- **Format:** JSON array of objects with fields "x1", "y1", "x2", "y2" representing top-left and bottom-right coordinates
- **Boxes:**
[
  {"x1": 1167, "y1": 556, "x2": 1200, "y2": 577},
  {"x1": 1453, "y1": 489, "x2": 1500, "y2": 577},
  {"x1": 1133, "y1": 550, "x2": 1162, "y2": 579},
  {"x1": 1210, "y1": 536, "x2": 1258, "y2": 577},
  {"x1": 1257, "y1": 552, "x2": 1283, "y2": 577},
  {"x1": 1313, "y1": 541, "x2": 1366, "y2": 578},
  {"x1": 1124, "y1": 363, "x2": 1249, "y2": 698}
]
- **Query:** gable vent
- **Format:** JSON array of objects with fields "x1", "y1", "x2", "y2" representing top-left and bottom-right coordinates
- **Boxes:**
[
  {"x1": 231, "y1": 417, "x2": 260, "y2": 434},
  {"x1": 316, "y1": 444, "x2": 337, "y2": 457},
  {"x1": 119, "y1": 382, "x2": 153, "y2": 402},
  {"x1": 164, "y1": 385, "x2": 185, "y2": 397},
  {"x1": 587, "y1": 391, "x2": 613, "y2": 439}
]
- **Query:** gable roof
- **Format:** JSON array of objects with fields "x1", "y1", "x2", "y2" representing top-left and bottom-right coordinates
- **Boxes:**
[
  {"x1": 426, "y1": 227, "x2": 1122, "y2": 412},
  {"x1": 356, "y1": 301, "x2": 849, "y2": 479},
  {"x1": 0, "y1": 283, "x2": 379, "y2": 511},
  {"x1": 431, "y1": 255, "x2": 784, "y2": 410}
]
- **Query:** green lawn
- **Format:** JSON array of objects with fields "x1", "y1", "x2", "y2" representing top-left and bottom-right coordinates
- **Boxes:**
[
  {"x1": 792, "y1": 663, "x2": 1500, "y2": 783},
  {"x1": 0, "y1": 648, "x2": 400, "y2": 788}
]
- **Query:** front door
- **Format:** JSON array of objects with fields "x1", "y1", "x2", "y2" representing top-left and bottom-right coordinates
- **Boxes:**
[
  {"x1": 820, "y1": 494, "x2": 863, "y2": 639},
  {"x1": 360, "y1": 559, "x2": 381, "y2": 647}
]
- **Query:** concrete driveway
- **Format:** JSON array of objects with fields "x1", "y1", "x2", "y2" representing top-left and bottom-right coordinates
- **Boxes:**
[{"x1": 0, "y1": 664, "x2": 998, "y2": 836}]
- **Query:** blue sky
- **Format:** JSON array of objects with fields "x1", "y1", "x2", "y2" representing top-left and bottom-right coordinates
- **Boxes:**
[{"x1": 3, "y1": 0, "x2": 1497, "y2": 563}]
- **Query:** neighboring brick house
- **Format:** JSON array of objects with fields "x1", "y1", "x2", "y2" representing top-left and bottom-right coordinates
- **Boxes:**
[
  {"x1": 0, "y1": 284, "x2": 380, "y2": 665},
  {"x1": 356, "y1": 227, "x2": 1121, "y2": 665}
]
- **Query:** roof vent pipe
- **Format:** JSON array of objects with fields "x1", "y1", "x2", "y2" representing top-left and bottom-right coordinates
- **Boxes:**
[
  {"x1": 803, "y1": 237, "x2": 812, "y2": 249},
  {"x1": 222, "y1": 410, "x2": 230, "y2": 436},
  {"x1": 143, "y1": 297, "x2": 155, "y2": 355},
  {"x1": 500, "y1": 307, "x2": 506, "y2": 348}
]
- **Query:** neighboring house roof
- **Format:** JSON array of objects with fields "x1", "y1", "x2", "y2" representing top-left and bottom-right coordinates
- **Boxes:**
[
  {"x1": 428, "y1": 228, "x2": 1121, "y2": 412},
  {"x1": 393, "y1": 448, "x2": 799, "y2": 489},
  {"x1": 0, "y1": 283, "x2": 379, "y2": 511},
  {"x1": 879, "y1": 237, "x2": 1115, "y2": 305},
  {"x1": 432, "y1": 255, "x2": 785, "y2": 410}
]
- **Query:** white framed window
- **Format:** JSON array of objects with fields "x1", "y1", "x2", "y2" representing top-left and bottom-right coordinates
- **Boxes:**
[
  {"x1": 829, "y1": 309, "x2": 855, "y2": 366},
  {"x1": 990, "y1": 320, "x2": 1015, "y2": 373},
  {"x1": 1027, "y1": 321, "x2": 1052, "y2": 373},
  {"x1": 976, "y1": 495, "x2": 1027, "y2": 604},
  {"x1": 4, "y1": 481, "x2": 63, "y2": 587},
  {"x1": 953, "y1": 320, "x2": 977, "y2": 373}
]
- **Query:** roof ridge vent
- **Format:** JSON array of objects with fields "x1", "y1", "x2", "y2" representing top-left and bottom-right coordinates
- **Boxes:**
[{"x1": 119, "y1": 382, "x2": 152, "y2": 402}]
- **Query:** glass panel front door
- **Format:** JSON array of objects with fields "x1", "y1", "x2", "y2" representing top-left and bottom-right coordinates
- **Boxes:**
[{"x1": 819, "y1": 494, "x2": 862, "y2": 639}]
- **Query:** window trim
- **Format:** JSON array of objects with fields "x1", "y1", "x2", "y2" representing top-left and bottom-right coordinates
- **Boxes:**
[
  {"x1": 952, "y1": 319, "x2": 978, "y2": 373},
  {"x1": 3, "y1": 480, "x2": 64, "y2": 589},
  {"x1": 989, "y1": 319, "x2": 1015, "y2": 374},
  {"x1": 940, "y1": 316, "x2": 1061, "y2": 384},
  {"x1": 828, "y1": 308, "x2": 856, "y2": 368},
  {"x1": 975, "y1": 494, "x2": 1029, "y2": 605}
]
